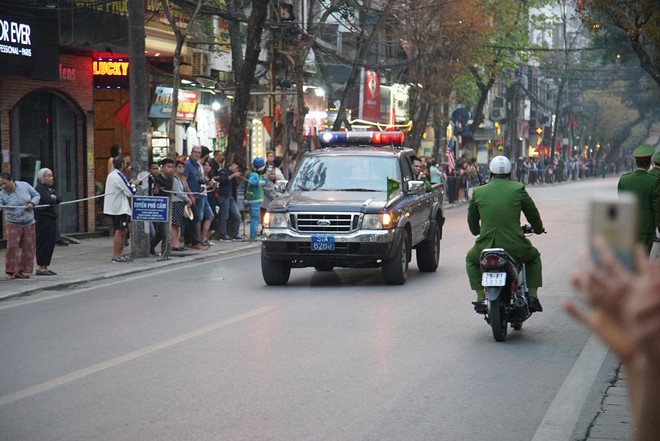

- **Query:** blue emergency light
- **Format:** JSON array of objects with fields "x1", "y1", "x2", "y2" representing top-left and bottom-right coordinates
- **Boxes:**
[{"x1": 319, "y1": 131, "x2": 405, "y2": 147}]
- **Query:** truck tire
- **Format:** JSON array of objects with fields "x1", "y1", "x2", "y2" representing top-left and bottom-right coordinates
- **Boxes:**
[
  {"x1": 416, "y1": 220, "x2": 440, "y2": 272},
  {"x1": 314, "y1": 263, "x2": 334, "y2": 271},
  {"x1": 261, "y1": 249, "x2": 291, "y2": 285},
  {"x1": 382, "y1": 233, "x2": 409, "y2": 285}
]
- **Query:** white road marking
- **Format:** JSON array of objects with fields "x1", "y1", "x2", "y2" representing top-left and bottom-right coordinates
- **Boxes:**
[
  {"x1": 0, "y1": 305, "x2": 276, "y2": 407},
  {"x1": 531, "y1": 333, "x2": 610, "y2": 441}
]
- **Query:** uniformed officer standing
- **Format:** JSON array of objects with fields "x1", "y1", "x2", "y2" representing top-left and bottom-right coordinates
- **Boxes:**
[
  {"x1": 466, "y1": 156, "x2": 545, "y2": 313},
  {"x1": 649, "y1": 151, "x2": 660, "y2": 179},
  {"x1": 617, "y1": 144, "x2": 660, "y2": 253}
]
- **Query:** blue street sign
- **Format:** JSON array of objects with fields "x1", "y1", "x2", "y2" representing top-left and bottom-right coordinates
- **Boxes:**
[{"x1": 132, "y1": 196, "x2": 169, "y2": 222}]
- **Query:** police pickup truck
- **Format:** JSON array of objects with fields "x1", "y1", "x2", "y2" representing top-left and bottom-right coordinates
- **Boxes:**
[{"x1": 261, "y1": 131, "x2": 445, "y2": 285}]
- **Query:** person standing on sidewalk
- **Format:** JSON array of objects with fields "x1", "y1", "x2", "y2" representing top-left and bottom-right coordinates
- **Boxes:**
[
  {"x1": 181, "y1": 146, "x2": 205, "y2": 250},
  {"x1": 171, "y1": 161, "x2": 192, "y2": 251},
  {"x1": 246, "y1": 157, "x2": 268, "y2": 240},
  {"x1": 0, "y1": 172, "x2": 40, "y2": 279},
  {"x1": 217, "y1": 161, "x2": 243, "y2": 241},
  {"x1": 34, "y1": 168, "x2": 61, "y2": 275},
  {"x1": 103, "y1": 156, "x2": 139, "y2": 263},
  {"x1": 150, "y1": 158, "x2": 174, "y2": 255}
]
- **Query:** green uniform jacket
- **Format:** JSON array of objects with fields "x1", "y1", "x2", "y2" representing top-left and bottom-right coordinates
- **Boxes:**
[
  {"x1": 649, "y1": 167, "x2": 660, "y2": 179},
  {"x1": 617, "y1": 169, "x2": 660, "y2": 250},
  {"x1": 466, "y1": 178, "x2": 544, "y2": 289}
]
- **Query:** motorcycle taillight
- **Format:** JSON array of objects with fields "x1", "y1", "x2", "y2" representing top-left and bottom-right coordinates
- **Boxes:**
[{"x1": 481, "y1": 255, "x2": 505, "y2": 268}]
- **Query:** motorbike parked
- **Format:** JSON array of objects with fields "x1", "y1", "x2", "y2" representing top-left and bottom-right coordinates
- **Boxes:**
[{"x1": 477, "y1": 224, "x2": 544, "y2": 341}]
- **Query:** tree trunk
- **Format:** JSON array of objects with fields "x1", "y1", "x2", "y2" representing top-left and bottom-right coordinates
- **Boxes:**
[{"x1": 225, "y1": 0, "x2": 270, "y2": 167}]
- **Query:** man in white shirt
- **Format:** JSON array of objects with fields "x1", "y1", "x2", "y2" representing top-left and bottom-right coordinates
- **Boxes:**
[{"x1": 103, "y1": 156, "x2": 139, "y2": 262}]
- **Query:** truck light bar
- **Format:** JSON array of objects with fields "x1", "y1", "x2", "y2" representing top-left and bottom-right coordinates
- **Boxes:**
[{"x1": 319, "y1": 131, "x2": 405, "y2": 147}]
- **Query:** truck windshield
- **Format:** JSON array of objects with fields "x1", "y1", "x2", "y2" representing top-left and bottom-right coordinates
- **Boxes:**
[{"x1": 290, "y1": 155, "x2": 400, "y2": 192}]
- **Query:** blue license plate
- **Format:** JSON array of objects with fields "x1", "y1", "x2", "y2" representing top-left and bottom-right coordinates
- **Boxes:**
[{"x1": 311, "y1": 234, "x2": 335, "y2": 251}]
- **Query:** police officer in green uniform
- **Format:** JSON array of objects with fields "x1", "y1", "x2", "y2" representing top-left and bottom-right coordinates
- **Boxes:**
[
  {"x1": 650, "y1": 151, "x2": 660, "y2": 179},
  {"x1": 466, "y1": 156, "x2": 545, "y2": 313},
  {"x1": 617, "y1": 144, "x2": 660, "y2": 253}
]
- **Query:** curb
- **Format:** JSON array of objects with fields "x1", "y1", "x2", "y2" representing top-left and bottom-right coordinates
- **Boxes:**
[{"x1": 0, "y1": 241, "x2": 261, "y2": 302}]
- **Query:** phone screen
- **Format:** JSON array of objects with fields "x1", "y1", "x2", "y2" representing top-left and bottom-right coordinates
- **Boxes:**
[{"x1": 589, "y1": 193, "x2": 637, "y2": 269}]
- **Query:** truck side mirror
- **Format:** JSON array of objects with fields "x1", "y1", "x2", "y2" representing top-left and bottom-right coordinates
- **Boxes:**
[
  {"x1": 407, "y1": 180, "x2": 425, "y2": 194},
  {"x1": 275, "y1": 180, "x2": 288, "y2": 193}
]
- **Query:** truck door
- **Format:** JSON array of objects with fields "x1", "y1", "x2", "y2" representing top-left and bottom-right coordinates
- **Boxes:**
[{"x1": 401, "y1": 157, "x2": 430, "y2": 244}]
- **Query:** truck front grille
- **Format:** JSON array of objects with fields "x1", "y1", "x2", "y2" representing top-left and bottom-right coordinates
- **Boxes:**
[{"x1": 290, "y1": 213, "x2": 360, "y2": 233}]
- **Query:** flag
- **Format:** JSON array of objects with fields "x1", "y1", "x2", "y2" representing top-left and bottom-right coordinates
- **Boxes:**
[
  {"x1": 387, "y1": 177, "x2": 400, "y2": 199},
  {"x1": 115, "y1": 100, "x2": 130, "y2": 132},
  {"x1": 446, "y1": 139, "x2": 455, "y2": 173}
]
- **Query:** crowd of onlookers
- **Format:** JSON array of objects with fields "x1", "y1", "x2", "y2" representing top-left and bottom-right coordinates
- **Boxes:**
[
  {"x1": 142, "y1": 146, "x2": 288, "y2": 256},
  {"x1": 411, "y1": 151, "x2": 642, "y2": 205}
]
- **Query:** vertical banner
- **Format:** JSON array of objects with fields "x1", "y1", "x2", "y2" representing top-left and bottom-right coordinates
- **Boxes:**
[{"x1": 361, "y1": 69, "x2": 381, "y2": 123}]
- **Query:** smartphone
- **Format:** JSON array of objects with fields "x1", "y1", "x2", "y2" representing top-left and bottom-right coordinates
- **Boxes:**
[{"x1": 588, "y1": 193, "x2": 637, "y2": 269}]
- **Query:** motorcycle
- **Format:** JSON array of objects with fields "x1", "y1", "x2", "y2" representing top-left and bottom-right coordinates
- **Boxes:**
[{"x1": 477, "y1": 224, "x2": 544, "y2": 342}]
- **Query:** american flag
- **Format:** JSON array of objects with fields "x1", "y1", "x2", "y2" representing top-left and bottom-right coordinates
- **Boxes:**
[{"x1": 446, "y1": 140, "x2": 455, "y2": 173}]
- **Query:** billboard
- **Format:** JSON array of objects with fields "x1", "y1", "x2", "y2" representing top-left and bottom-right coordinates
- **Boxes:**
[{"x1": 148, "y1": 86, "x2": 199, "y2": 121}]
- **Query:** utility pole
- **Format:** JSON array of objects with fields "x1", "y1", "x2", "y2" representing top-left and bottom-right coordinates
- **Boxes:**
[{"x1": 128, "y1": 0, "x2": 149, "y2": 258}]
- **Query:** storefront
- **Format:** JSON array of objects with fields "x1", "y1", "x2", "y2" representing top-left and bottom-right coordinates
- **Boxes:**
[{"x1": 1, "y1": 7, "x2": 95, "y2": 235}]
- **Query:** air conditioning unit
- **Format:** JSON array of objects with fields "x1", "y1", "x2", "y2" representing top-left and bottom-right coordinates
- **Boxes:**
[
  {"x1": 191, "y1": 51, "x2": 210, "y2": 77},
  {"x1": 491, "y1": 107, "x2": 506, "y2": 121}
]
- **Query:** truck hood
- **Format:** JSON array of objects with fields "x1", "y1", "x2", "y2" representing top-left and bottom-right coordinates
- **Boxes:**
[{"x1": 268, "y1": 190, "x2": 397, "y2": 213}]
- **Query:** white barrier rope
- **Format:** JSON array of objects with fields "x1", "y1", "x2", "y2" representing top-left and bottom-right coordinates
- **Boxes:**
[{"x1": 0, "y1": 177, "x2": 209, "y2": 209}]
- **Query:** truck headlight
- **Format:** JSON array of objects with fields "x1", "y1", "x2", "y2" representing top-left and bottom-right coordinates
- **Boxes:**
[
  {"x1": 363, "y1": 213, "x2": 396, "y2": 229},
  {"x1": 264, "y1": 212, "x2": 288, "y2": 229}
]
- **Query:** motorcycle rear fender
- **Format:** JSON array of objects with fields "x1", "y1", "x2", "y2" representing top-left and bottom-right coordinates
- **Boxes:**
[{"x1": 485, "y1": 287, "x2": 503, "y2": 302}]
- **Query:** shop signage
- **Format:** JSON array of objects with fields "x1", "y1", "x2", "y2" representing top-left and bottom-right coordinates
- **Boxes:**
[
  {"x1": 1, "y1": 10, "x2": 58, "y2": 80},
  {"x1": 132, "y1": 196, "x2": 169, "y2": 222},
  {"x1": 93, "y1": 58, "x2": 129, "y2": 88},
  {"x1": 148, "y1": 86, "x2": 199, "y2": 121},
  {"x1": 94, "y1": 59, "x2": 129, "y2": 76},
  {"x1": 59, "y1": 65, "x2": 77, "y2": 81},
  {"x1": 0, "y1": 18, "x2": 32, "y2": 57}
]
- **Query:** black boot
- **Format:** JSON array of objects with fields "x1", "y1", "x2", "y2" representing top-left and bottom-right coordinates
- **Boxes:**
[
  {"x1": 472, "y1": 300, "x2": 487, "y2": 314},
  {"x1": 528, "y1": 297, "x2": 543, "y2": 312}
]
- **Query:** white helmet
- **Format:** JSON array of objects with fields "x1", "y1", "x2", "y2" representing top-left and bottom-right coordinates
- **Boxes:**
[{"x1": 489, "y1": 155, "x2": 512, "y2": 174}]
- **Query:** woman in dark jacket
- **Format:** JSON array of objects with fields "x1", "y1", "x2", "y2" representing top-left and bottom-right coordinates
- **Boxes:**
[{"x1": 34, "y1": 168, "x2": 61, "y2": 275}]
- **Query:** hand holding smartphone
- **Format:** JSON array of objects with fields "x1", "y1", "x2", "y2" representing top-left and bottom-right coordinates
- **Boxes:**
[{"x1": 589, "y1": 193, "x2": 637, "y2": 269}]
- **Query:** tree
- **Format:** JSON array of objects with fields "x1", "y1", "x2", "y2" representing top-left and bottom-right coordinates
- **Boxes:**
[
  {"x1": 160, "y1": 0, "x2": 205, "y2": 156},
  {"x1": 393, "y1": 0, "x2": 487, "y2": 152},
  {"x1": 224, "y1": 0, "x2": 270, "y2": 166},
  {"x1": 577, "y1": 0, "x2": 660, "y2": 87},
  {"x1": 464, "y1": 0, "x2": 534, "y2": 148},
  {"x1": 274, "y1": 0, "x2": 352, "y2": 154}
]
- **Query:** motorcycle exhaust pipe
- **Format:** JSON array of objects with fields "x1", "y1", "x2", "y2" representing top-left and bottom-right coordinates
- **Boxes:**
[{"x1": 514, "y1": 297, "x2": 526, "y2": 308}]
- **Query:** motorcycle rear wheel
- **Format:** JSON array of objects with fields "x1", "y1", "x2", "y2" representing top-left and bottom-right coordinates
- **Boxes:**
[{"x1": 489, "y1": 296, "x2": 508, "y2": 342}]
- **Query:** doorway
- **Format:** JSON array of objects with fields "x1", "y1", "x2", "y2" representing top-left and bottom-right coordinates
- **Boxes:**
[{"x1": 10, "y1": 90, "x2": 81, "y2": 233}]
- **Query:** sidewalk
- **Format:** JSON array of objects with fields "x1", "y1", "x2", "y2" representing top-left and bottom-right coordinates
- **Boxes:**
[
  {"x1": 583, "y1": 367, "x2": 632, "y2": 441},
  {"x1": 0, "y1": 233, "x2": 260, "y2": 302}
]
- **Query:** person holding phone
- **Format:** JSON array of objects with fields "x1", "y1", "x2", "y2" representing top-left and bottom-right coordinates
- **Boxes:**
[
  {"x1": 565, "y1": 238, "x2": 660, "y2": 441},
  {"x1": 617, "y1": 144, "x2": 660, "y2": 253}
]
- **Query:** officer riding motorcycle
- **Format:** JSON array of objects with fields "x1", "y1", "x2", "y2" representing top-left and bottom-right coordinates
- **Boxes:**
[{"x1": 466, "y1": 155, "x2": 544, "y2": 314}]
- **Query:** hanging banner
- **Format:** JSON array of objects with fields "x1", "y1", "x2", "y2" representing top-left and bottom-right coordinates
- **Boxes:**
[
  {"x1": 148, "y1": 86, "x2": 199, "y2": 121},
  {"x1": 361, "y1": 69, "x2": 381, "y2": 122}
]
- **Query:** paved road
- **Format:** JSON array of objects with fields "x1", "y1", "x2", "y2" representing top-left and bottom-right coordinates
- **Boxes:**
[{"x1": 0, "y1": 178, "x2": 629, "y2": 440}]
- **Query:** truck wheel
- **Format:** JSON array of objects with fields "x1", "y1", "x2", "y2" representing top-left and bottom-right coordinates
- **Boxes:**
[
  {"x1": 261, "y1": 249, "x2": 291, "y2": 285},
  {"x1": 416, "y1": 220, "x2": 440, "y2": 272},
  {"x1": 314, "y1": 263, "x2": 334, "y2": 272},
  {"x1": 382, "y1": 233, "x2": 409, "y2": 285}
]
